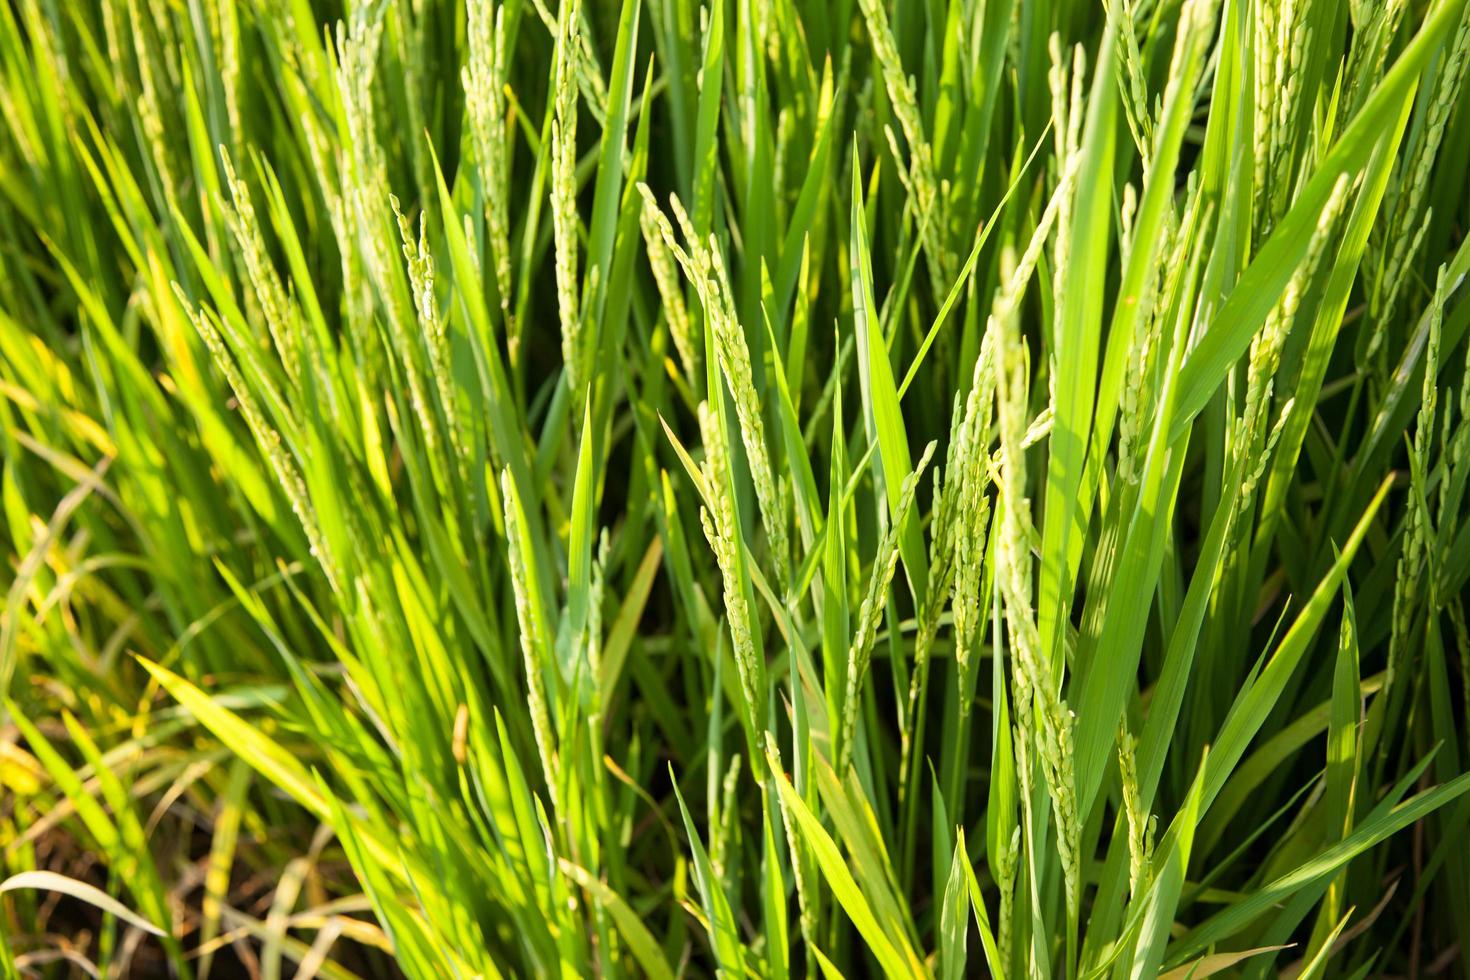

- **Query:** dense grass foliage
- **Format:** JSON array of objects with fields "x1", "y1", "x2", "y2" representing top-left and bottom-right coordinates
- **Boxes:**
[{"x1": 3, "y1": 0, "x2": 1470, "y2": 975}]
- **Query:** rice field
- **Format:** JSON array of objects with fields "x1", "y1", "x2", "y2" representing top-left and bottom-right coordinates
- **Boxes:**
[{"x1": 2, "y1": 0, "x2": 1470, "y2": 976}]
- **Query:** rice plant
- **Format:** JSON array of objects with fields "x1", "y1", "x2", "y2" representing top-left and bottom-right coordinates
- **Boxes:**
[{"x1": 2, "y1": 0, "x2": 1470, "y2": 976}]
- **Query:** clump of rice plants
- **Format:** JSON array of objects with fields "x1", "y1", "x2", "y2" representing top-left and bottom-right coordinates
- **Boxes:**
[{"x1": 3, "y1": 0, "x2": 1470, "y2": 976}]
